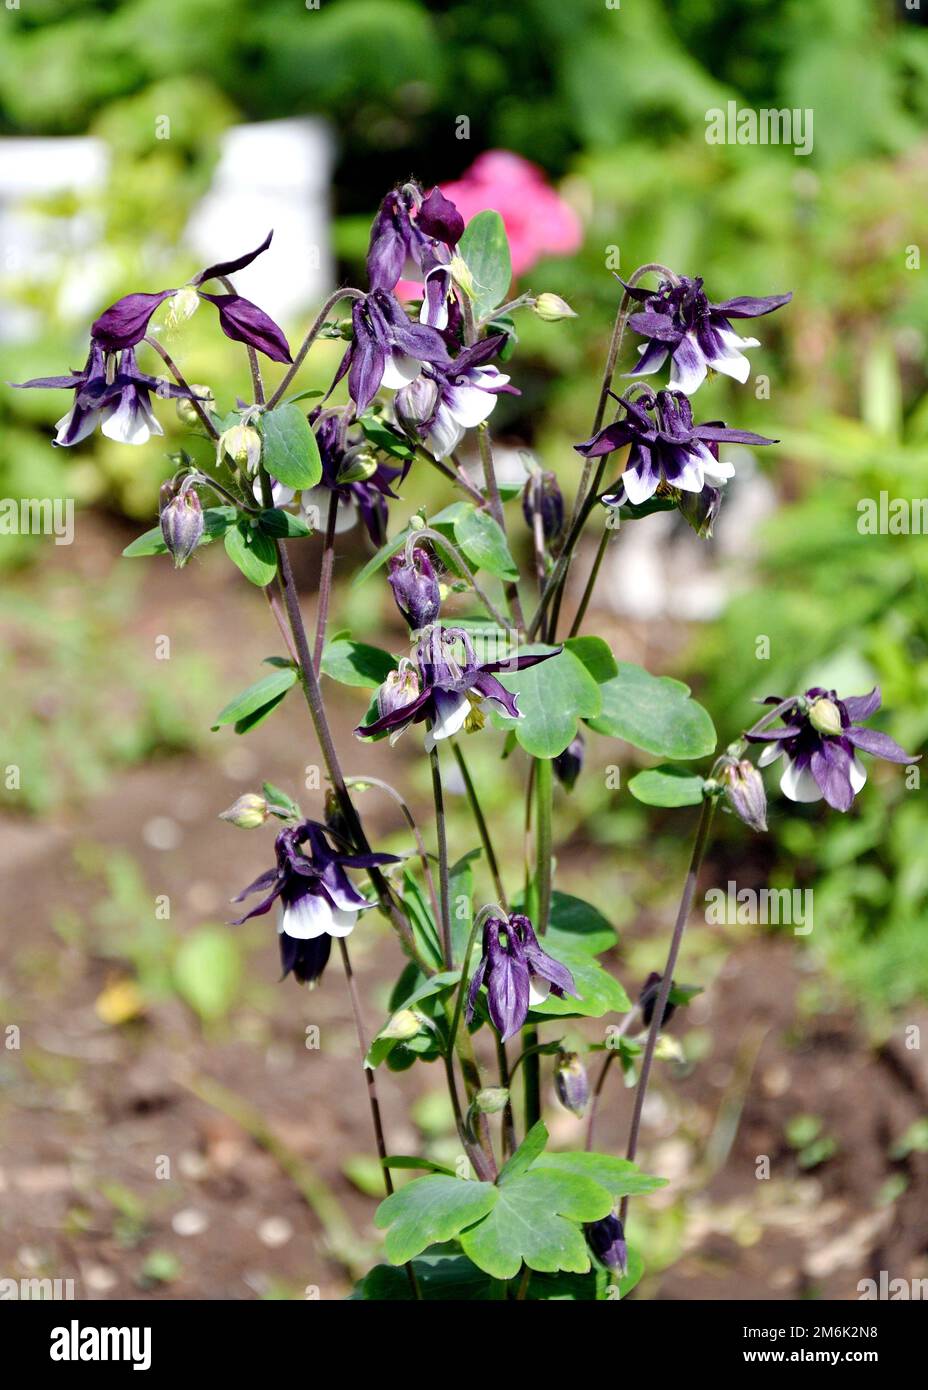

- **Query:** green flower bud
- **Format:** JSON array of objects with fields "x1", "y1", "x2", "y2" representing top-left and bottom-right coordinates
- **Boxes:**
[
  {"x1": 381, "y1": 1009, "x2": 423, "y2": 1041},
  {"x1": 808, "y1": 697, "x2": 842, "y2": 737},
  {"x1": 218, "y1": 793, "x2": 268, "y2": 829},
  {"x1": 474, "y1": 1086, "x2": 510, "y2": 1114},
  {"x1": 167, "y1": 285, "x2": 201, "y2": 327},
  {"x1": 176, "y1": 386, "x2": 214, "y2": 429},
  {"x1": 336, "y1": 445, "x2": 378, "y2": 484},
  {"x1": 533, "y1": 293, "x2": 577, "y2": 323},
  {"x1": 449, "y1": 255, "x2": 476, "y2": 298}
]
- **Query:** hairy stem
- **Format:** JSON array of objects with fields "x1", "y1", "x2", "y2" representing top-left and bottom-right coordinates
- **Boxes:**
[
  {"x1": 619, "y1": 794, "x2": 717, "y2": 1223},
  {"x1": 313, "y1": 492, "x2": 338, "y2": 674}
]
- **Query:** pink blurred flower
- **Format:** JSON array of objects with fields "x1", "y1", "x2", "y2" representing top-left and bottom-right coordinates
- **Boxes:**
[
  {"x1": 394, "y1": 151, "x2": 583, "y2": 302},
  {"x1": 440, "y1": 151, "x2": 582, "y2": 276}
]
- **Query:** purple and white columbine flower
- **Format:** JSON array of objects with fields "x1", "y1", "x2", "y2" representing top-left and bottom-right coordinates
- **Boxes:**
[
  {"x1": 13, "y1": 342, "x2": 195, "y2": 447},
  {"x1": 623, "y1": 274, "x2": 791, "y2": 394},
  {"x1": 301, "y1": 410, "x2": 404, "y2": 547},
  {"x1": 231, "y1": 821, "x2": 399, "y2": 986},
  {"x1": 746, "y1": 687, "x2": 918, "y2": 812},
  {"x1": 357, "y1": 626, "x2": 559, "y2": 749},
  {"x1": 394, "y1": 335, "x2": 517, "y2": 459},
  {"x1": 465, "y1": 913, "x2": 577, "y2": 1041},
  {"x1": 332, "y1": 289, "x2": 452, "y2": 415},
  {"x1": 576, "y1": 390, "x2": 775, "y2": 507},
  {"x1": 367, "y1": 183, "x2": 465, "y2": 329}
]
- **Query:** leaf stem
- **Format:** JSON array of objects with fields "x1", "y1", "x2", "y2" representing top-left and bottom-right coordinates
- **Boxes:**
[{"x1": 266, "y1": 288, "x2": 365, "y2": 411}]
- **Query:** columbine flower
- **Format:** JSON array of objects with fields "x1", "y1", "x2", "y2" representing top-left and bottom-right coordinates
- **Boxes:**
[
  {"x1": 302, "y1": 410, "x2": 404, "y2": 546},
  {"x1": 367, "y1": 183, "x2": 465, "y2": 328},
  {"x1": 745, "y1": 687, "x2": 917, "y2": 811},
  {"x1": 395, "y1": 335, "x2": 517, "y2": 459},
  {"x1": 555, "y1": 1051, "x2": 590, "y2": 1117},
  {"x1": 13, "y1": 342, "x2": 195, "y2": 447},
  {"x1": 89, "y1": 231, "x2": 291, "y2": 362},
  {"x1": 388, "y1": 546, "x2": 441, "y2": 631},
  {"x1": 332, "y1": 289, "x2": 451, "y2": 414},
  {"x1": 719, "y1": 757, "x2": 768, "y2": 832},
  {"x1": 623, "y1": 274, "x2": 791, "y2": 394},
  {"x1": 465, "y1": 913, "x2": 576, "y2": 1041},
  {"x1": 576, "y1": 390, "x2": 775, "y2": 508},
  {"x1": 356, "y1": 626, "x2": 559, "y2": 750},
  {"x1": 586, "y1": 1213, "x2": 628, "y2": 1277},
  {"x1": 231, "y1": 821, "x2": 398, "y2": 986}
]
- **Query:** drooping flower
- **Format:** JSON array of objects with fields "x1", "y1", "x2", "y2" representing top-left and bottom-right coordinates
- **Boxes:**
[
  {"x1": 638, "y1": 971, "x2": 677, "y2": 1030},
  {"x1": 745, "y1": 687, "x2": 917, "y2": 812},
  {"x1": 586, "y1": 1213, "x2": 628, "y2": 1277},
  {"x1": 13, "y1": 342, "x2": 195, "y2": 447},
  {"x1": 388, "y1": 545, "x2": 441, "y2": 631},
  {"x1": 302, "y1": 410, "x2": 404, "y2": 546},
  {"x1": 465, "y1": 913, "x2": 577, "y2": 1041},
  {"x1": 231, "y1": 821, "x2": 399, "y2": 986},
  {"x1": 522, "y1": 468, "x2": 564, "y2": 543},
  {"x1": 555, "y1": 1051, "x2": 590, "y2": 1117},
  {"x1": 577, "y1": 389, "x2": 775, "y2": 508},
  {"x1": 332, "y1": 289, "x2": 452, "y2": 414},
  {"x1": 356, "y1": 626, "x2": 559, "y2": 749},
  {"x1": 394, "y1": 334, "x2": 517, "y2": 459},
  {"x1": 623, "y1": 274, "x2": 791, "y2": 394},
  {"x1": 90, "y1": 231, "x2": 291, "y2": 362},
  {"x1": 367, "y1": 183, "x2": 465, "y2": 328}
]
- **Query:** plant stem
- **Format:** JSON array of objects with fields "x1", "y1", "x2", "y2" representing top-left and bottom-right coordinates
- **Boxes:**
[
  {"x1": 344, "y1": 775, "x2": 440, "y2": 929},
  {"x1": 143, "y1": 336, "x2": 219, "y2": 440},
  {"x1": 524, "y1": 756, "x2": 554, "y2": 1132},
  {"x1": 266, "y1": 288, "x2": 364, "y2": 410},
  {"x1": 423, "y1": 448, "x2": 487, "y2": 507},
  {"x1": 567, "y1": 521, "x2": 611, "y2": 639},
  {"x1": 495, "y1": 1035, "x2": 517, "y2": 1159},
  {"x1": 413, "y1": 527, "x2": 511, "y2": 632},
  {"x1": 584, "y1": 1011, "x2": 639, "y2": 1152},
  {"x1": 313, "y1": 492, "x2": 338, "y2": 674},
  {"x1": 430, "y1": 745, "x2": 454, "y2": 970},
  {"x1": 619, "y1": 794, "x2": 717, "y2": 1224},
  {"x1": 451, "y1": 742, "x2": 508, "y2": 911}
]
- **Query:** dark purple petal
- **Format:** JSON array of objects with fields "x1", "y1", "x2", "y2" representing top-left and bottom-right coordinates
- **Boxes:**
[
  {"x1": 232, "y1": 866, "x2": 280, "y2": 902},
  {"x1": 810, "y1": 741, "x2": 855, "y2": 812},
  {"x1": 451, "y1": 333, "x2": 509, "y2": 374},
  {"x1": 627, "y1": 338, "x2": 670, "y2": 376},
  {"x1": 12, "y1": 371, "x2": 87, "y2": 390},
  {"x1": 349, "y1": 341, "x2": 385, "y2": 414},
  {"x1": 418, "y1": 187, "x2": 465, "y2": 246},
  {"x1": 844, "y1": 726, "x2": 916, "y2": 764},
  {"x1": 470, "y1": 671, "x2": 521, "y2": 719},
  {"x1": 841, "y1": 687, "x2": 881, "y2": 722},
  {"x1": 355, "y1": 688, "x2": 433, "y2": 738},
  {"x1": 480, "y1": 646, "x2": 562, "y2": 675},
  {"x1": 615, "y1": 276, "x2": 652, "y2": 303},
  {"x1": 92, "y1": 290, "x2": 176, "y2": 351},
  {"x1": 711, "y1": 292, "x2": 792, "y2": 319},
  {"x1": 193, "y1": 230, "x2": 274, "y2": 286},
  {"x1": 465, "y1": 952, "x2": 488, "y2": 1023},
  {"x1": 690, "y1": 424, "x2": 777, "y2": 446},
  {"x1": 197, "y1": 292, "x2": 292, "y2": 363},
  {"x1": 575, "y1": 421, "x2": 636, "y2": 458},
  {"x1": 280, "y1": 932, "x2": 332, "y2": 986},
  {"x1": 513, "y1": 915, "x2": 578, "y2": 998},
  {"x1": 628, "y1": 311, "x2": 682, "y2": 343},
  {"x1": 487, "y1": 947, "x2": 530, "y2": 1041}
]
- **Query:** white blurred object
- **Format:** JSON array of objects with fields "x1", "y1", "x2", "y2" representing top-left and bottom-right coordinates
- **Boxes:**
[
  {"x1": 186, "y1": 118, "x2": 334, "y2": 323},
  {"x1": 0, "y1": 137, "x2": 110, "y2": 341},
  {"x1": 588, "y1": 453, "x2": 778, "y2": 623}
]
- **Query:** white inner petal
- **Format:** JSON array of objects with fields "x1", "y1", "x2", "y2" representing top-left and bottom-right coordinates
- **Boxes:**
[
  {"x1": 381, "y1": 353, "x2": 421, "y2": 390},
  {"x1": 528, "y1": 974, "x2": 550, "y2": 1006},
  {"x1": 429, "y1": 690, "x2": 471, "y2": 742},
  {"x1": 281, "y1": 892, "x2": 334, "y2": 940},
  {"x1": 757, "y1": 743, "x2": 783, "y2": 768},
  {"x1": 850, "y1": 756, "x2": 868, "y2": 794},
  {"x1": 780, "y1": 758, "x2": 822, "y2": 803}
]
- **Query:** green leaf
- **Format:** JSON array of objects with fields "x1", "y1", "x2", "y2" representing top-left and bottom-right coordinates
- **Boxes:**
[
  {"x1": 449, "y1": 848, "x2": 480, "y2": 962},
  {"x1": 262, "y1": 781, "x2": 301, "y2": 819},
  {"x1": 122, "y1": 505, "x2": 237, "y2": 558},
  {"x1": 459, "y1": 1170, "x2": 612, "y2": 1281},
  {"x1": 458, "y1": 210, "x2": 512, "y2": 320},
  {"x1": 359, "y1": 411, "x2": 416, "y2": 460},
  {"x1": 352, "y1": 530, "x2": 410, "y2": 588},
  {"x1": 259, "y1": 403, "x2": 322, "y2": 489},
  {"x1": 529, "y1": 950, "x2": 630, "y2": 1021},
  {"x1": 211, "y1": 667, "x2": 297, "y2": 730},
  {"x1": 257, "y1": 507, "x2": 313, "y2": 539},
  {"x1": 173, "y1": 927, "x2": 241, "y2": 1022},
  {"x1": 375, "y1": 1176, "x2": 498, "y2": 1265},
  {"x1": 491, "y1": 645, "x2": 602, "y2": 758},
  {"x1": 320, "y1": 638, "x2": 397, "y2": 689},
  {"x1": 542, "y1": 892, "x2": 618, "y2": 958},
  {"x1": 587, "y1": 662, "x2": 716, "y2": 760},
  {"x1": 564, "y1": 635, "x2": 619, "y2": 684},
  {"x1": 532, "y1": 1152, "x2": 667, "y2": 1200},
  {"x1": 628, "y1": 765, "x2": 707, "y2": 808},
  {"x1": 224, "y1": 519, "x2": 278, "y2": 586},
  {"x1": 453, "y1": 507, "x2": 519, "y2": 581},
  {"x1": 498, "y1": 1120, "x2": 549, "y2": 1184},
  {"x1": 381, "y1": 1156, "x2": 457, "y2": 1177},
  {"x1": 352, "y1": 1248, "x2": 502, "y2": 1301}
]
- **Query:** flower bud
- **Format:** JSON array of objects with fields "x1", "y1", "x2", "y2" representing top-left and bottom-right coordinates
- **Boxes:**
[
  {"x1": 554, "y1": 733, "x2": 584, "y2": 792},
  {"x1": 159, "y1": 481, "x2": 203, "y2": 569},
  {"x1": 533, "y1": 292, "x2": 577, "y2": 323},
  {"x1": 381, "y1": 1009, "x2": 423, "y2": 1041},
  {"x1": 677, "y1": 483, "x2": 722, "y2": 539},
  {"x1": 475, "y1": 1086, "x2": 510, "y2": 1114},
  {"x1": 639, "y1": 972, "x2": 676, "y2": 1030},
  {"x1": 336, "y1": 444, "x2": 378, "y2": 484},
  {"x1": 167, "y1": 285, "x2": 201, "y2": 327},
  {"x1": 586, "y1": 1213, "x2": 627, "y2": 1277},
  {"x1": 809, "y1": 697, "x2": 842, "y2": 737},
  {"x1": 218, "y1": 793, "x2": 268, "y2": 830},
  {"x1": 721, "y1": 758, "x2": 768, "y2": 833},
  {"x1": 388, "y1": 547, "x2": 441, "y2": 630},
  {"x1": 554, "y1": 1051, "x2": 590, "y2": 1117},
  {"x1": 377, "y1": 661, "x2": 420, "y2": 719},
  {"x1": 522, "y1": 470, "x2": 565, "y2": 543},
  {"x1": 394, "y1": 376, "x2": 439, "y2": 432},
  {"x1": 175, "y1": 385, "x2": 214, "y2": 430},
  {"x1": 220, "y1": 423, "x2": 262, "y2": 473}
]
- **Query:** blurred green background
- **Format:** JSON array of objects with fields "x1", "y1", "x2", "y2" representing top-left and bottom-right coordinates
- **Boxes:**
[{"x1": 1, "y1": 0, "x2": 928, "y2": 1299}]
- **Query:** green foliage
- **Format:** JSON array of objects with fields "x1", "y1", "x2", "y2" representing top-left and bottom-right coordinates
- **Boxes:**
[
  {"x1": 457, "y1": 210, "x2": 512, "y2": 319},
  {"x1": 587, "y1": 664, "x2": 717, "y2": 761},
  {"x1": 491, "y1": 643, "x2": 602, "y2": 758},
  {"x1": 628, "y1": 766, "x2": 707, "y2": 808},
  {"x1": 211, "y1": 664, "x2": 297, "y2": 732},
  {"x1": 258, "y1": 405, "x2": 323, "y2": 490},
  {"x1": 320, "y1": 638, "x2": 397, "y2": 689}
]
